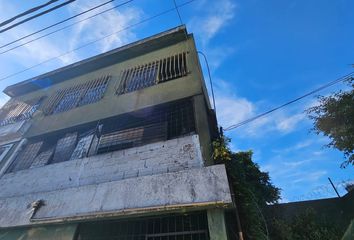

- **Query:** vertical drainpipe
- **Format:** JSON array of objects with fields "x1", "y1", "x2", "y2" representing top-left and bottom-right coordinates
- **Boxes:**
[{"x1": 0, "y1": 138, "x2": 27, "y2": 176}]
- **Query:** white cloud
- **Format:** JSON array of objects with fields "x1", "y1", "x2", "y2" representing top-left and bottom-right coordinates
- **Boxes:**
[
  {"x1": 0, "y1": 1, "x2": 142, "y2": 81},
  {"x1": 216, "y1": 95, "x2": 255, "y2": 128},
  {"x1": 189, "y1": 0, "x2": 236, "y2": 44},
  {"x1": 292, "y1": 170, "x2": 327, "y2": 184},
  {"x1": 275, "y1": 113, "x2": 306, "y2": 133},
  {"x1": 68, "y1": 1, "x2": 142, "y2": 53}
]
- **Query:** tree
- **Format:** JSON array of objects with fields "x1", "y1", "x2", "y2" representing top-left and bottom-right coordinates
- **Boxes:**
[
  {"x1": 213, "y1": 137, "x2": 281, "y2": 239},
  {"x1": 306, "y1": 77, "x2": 354, "y2": 167}
]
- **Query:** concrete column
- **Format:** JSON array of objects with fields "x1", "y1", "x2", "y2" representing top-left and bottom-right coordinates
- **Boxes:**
[
  {"x1": 193, "y1": 95, "x2": 213, "y2": 166},
  {"x1": 207, "y1": 209, "x2": 228, "y2": 240}
]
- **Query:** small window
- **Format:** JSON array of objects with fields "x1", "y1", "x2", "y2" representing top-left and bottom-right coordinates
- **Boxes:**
[
  {"x1": 42, "y1": 75, "x2": 111, "y2": 115},
  {"x1": 116, "y1": 52, "x2": 188, "y2": 95}
]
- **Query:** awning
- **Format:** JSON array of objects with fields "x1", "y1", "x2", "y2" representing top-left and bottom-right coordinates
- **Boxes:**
[{"x1": 0, "y1": 224, "x2": 77, "y2": 240}]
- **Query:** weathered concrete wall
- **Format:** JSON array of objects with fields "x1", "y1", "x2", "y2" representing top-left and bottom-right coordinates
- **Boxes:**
[
  {"x1": 0, "y1": 135, "x2": 203, "y2": 199},
  {"x1": 0, "y1": 164, "x2": 232, "y2": 228}
]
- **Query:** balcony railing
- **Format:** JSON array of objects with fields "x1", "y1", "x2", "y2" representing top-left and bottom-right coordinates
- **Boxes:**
[{"x1": 116, "y1": 52, "x2": 188, "y2": 95}]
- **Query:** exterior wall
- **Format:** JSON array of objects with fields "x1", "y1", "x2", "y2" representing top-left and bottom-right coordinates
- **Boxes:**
[
  {"x1": 12, "y1": 37, "x2": 206, "y2": 138},
  {"x1": 0, "y1": 27, "x2": 227, "y2": 236},
  {"x1": 0, "y1": 135, "x2": 203, "y2": 198},
  {"x1": 0, "y1": 164, "x2": 232, "y2": 228}
]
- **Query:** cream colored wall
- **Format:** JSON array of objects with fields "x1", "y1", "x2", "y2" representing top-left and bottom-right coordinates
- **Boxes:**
[{"x1": 12, "y1": 38, "x2": 207, "y2": 137}]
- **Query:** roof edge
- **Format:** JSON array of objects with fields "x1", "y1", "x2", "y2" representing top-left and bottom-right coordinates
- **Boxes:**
[{"x1": 4, "y1": 25, "x2": 188, "y2": 97}]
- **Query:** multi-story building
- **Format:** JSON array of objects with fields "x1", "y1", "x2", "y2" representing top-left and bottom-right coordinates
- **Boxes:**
[{"x1": 0, "y1": 26, "x2": 232, "y2": 240}]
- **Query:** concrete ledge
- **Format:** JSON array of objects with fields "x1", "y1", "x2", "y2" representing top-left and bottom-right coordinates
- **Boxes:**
[
  {"x1": 0, "y1": 135, "x2": 203, "y2": 199},
  {"x1": 0, "y1": 165, "x2": 232, "y2": 228}
]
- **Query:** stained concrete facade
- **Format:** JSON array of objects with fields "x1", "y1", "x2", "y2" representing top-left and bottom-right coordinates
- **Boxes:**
[{"x1": 0, "y1": 26, "x2": 230, "y2": 240}]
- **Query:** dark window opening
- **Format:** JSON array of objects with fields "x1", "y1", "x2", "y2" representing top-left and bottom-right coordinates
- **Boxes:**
[
  {"x1": 96, "y1": 99, "x2": 195, "y2": 154},
  {"x1": 116, "y1": 52, "x2": 188, "y2": 95},
  {"x1": 77, "y1": 211, "x2": 209, "y2": 240}
]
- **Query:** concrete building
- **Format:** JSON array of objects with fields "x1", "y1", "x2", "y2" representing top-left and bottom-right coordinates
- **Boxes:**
[{"x1": 0, "y1": 26, "x2": 233, "y2": 240}]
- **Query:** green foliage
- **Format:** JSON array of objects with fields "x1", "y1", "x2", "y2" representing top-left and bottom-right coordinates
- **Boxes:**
[
  {"x1": 307, "y1": 77, "x2": 354, "y2": 167},
  {"x1": 213, "y1": 136, "x2": 280, "y2": 239},
  {"x1": 269, "y1": 208, "x2": 342, "y2": 240}
]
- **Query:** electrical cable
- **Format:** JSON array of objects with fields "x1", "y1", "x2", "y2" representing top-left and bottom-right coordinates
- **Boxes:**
[
  {"x1": 173, "y1": 0, "x2": 184, "y2": 26},
  {"x1": 0, "y1": 0, "x2": 117, "y2": 50},
  {"x1": 0, "y1": 0, "x2": 76, "y2": 34},
  {"x1": 0, "y1": 0, "x2": 60, "y2": 28},
  {"x1": 0, "y1": 0, "x2": 197, "y2": 82},
  {"x1": 224, "y1": 72, "x2": 354, "y2": 131},
  {"x1": 0, "y1": 0, "x2": 133, "y2": 55},
  {"x1": 197, "y1": 51, "x2": 216, "y2": 111}
]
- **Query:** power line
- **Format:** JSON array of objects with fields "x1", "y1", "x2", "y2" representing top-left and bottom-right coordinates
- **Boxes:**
[
  {"x1": 224, "y1": 72, "x2": 354, "y2": 131},
  {"x1": 198, "y1": 51, "x2": 216, "y2": 112},
  {"x1": 0, "y1": 0, "x2": 133, "y2": 55},
  {"x1": 0, "y1": 0, "x2": 76, "y2": 34},
  {"x1": 173, "y1": 0, "x2": 184, "y2": 26},
  {"x1": 0, "y1": 0, "x2": 197, "y2": 82},
  {"x1": 0, "y1": 0, "x2": 60, "y2": 28},
  {"x1": 0, "y1": 0, "x2": 115, "y2": 48}
]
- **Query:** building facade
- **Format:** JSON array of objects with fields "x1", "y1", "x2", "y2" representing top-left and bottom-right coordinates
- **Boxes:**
[{"x1": 0, "y1": 26, "x2": 233, "y2": 240}]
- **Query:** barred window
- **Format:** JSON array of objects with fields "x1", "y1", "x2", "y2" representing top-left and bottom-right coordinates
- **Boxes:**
[
  {"x1": 0, "y1": 97, "x2": 44, "y2": 126},
  {"x1": 78, "y1": 212, "x2": 209, "y2": 240},
  {"x1": 5, "y1": 99, "x2": 195, "y2": 173},
  {"x1": 8, "y1": 142, "x2": 43, "y2": 172},
  {"x1": 117, "y1": 52, "x2": 188, "y2": 95},
  {"x1": 42, "y1": 75, "x2": 110, "y2": 115}
]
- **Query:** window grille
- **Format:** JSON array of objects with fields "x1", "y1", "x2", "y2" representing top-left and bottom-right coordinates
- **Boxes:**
[
  {"x1": 8, "y1": 142, "x2": 43, "y2": 172},
  {"x1": 0, "y1": 97, "x2": 44, "y2": 126},
  {"x1": 51, "y1": 132, "x2": 78, "y2": 164},
  {"x1": 5, "y1": 99, "x2": 195, "y2": 172},
  {"x1": 116, "y1": 52, "x2": 188, "y2": 95},
  {"x1": 96, "y1": 99, "x2": 194, "y2": 155},
  {"x1": 30, "y1": 148, "x2": 54, "y2": 168},
  {"x1": 42, "y1": 75, "x2": 110, "y2": 115},
  {"x1": 70, "y1": 131, "x2": 95, "y2": 160},
  {"x1": 78, "y1": 212, "x2": 209, "y2": 240}
]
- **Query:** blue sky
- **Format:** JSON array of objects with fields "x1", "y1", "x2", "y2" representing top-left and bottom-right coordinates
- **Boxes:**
[{"x1": 0, "y1": 0, "x2": 353, "y2": 202}]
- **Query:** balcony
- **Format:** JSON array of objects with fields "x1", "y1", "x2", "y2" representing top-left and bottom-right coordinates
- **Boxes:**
[{"x1": 0, "y1": 135, "x2": 232, "y2": 228}]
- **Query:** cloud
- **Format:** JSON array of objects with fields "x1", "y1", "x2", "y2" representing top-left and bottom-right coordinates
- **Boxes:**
[
  {"x1": 0, "y1": 1, "x2": 142, "y2": 81},
  {"x1": 68, "y1": 0, "x2": 142, "y2": 53},
  {"x1": 292, "y1": 170, "x2": 327, "y2": 184},
  {"x1": 217, "y1": 94, "x2": 308, "y2": 137},
  {"x1": 189, "y1": 0, "x2": 236, "y2": 44}
]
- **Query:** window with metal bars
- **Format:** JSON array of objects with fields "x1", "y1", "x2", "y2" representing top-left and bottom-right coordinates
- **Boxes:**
[
  {"x1": 77, "y1": 211, "x2": 209, "y2": 240},
  {"x1": 116, "y1": 52, "x2": 188, "y2": 95},
  {"x1": 42, "y1": 75, "x2": 110, "y2": 115},
  {"x1": 96, "y1": 98, "x2": 195, "y2": 154},
  {"x1": 0, "y1": 97, "x2": 44, "y2": 127},
  {"x1": 6, "y1": 98, "x2": 195, "y2": 173}
]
